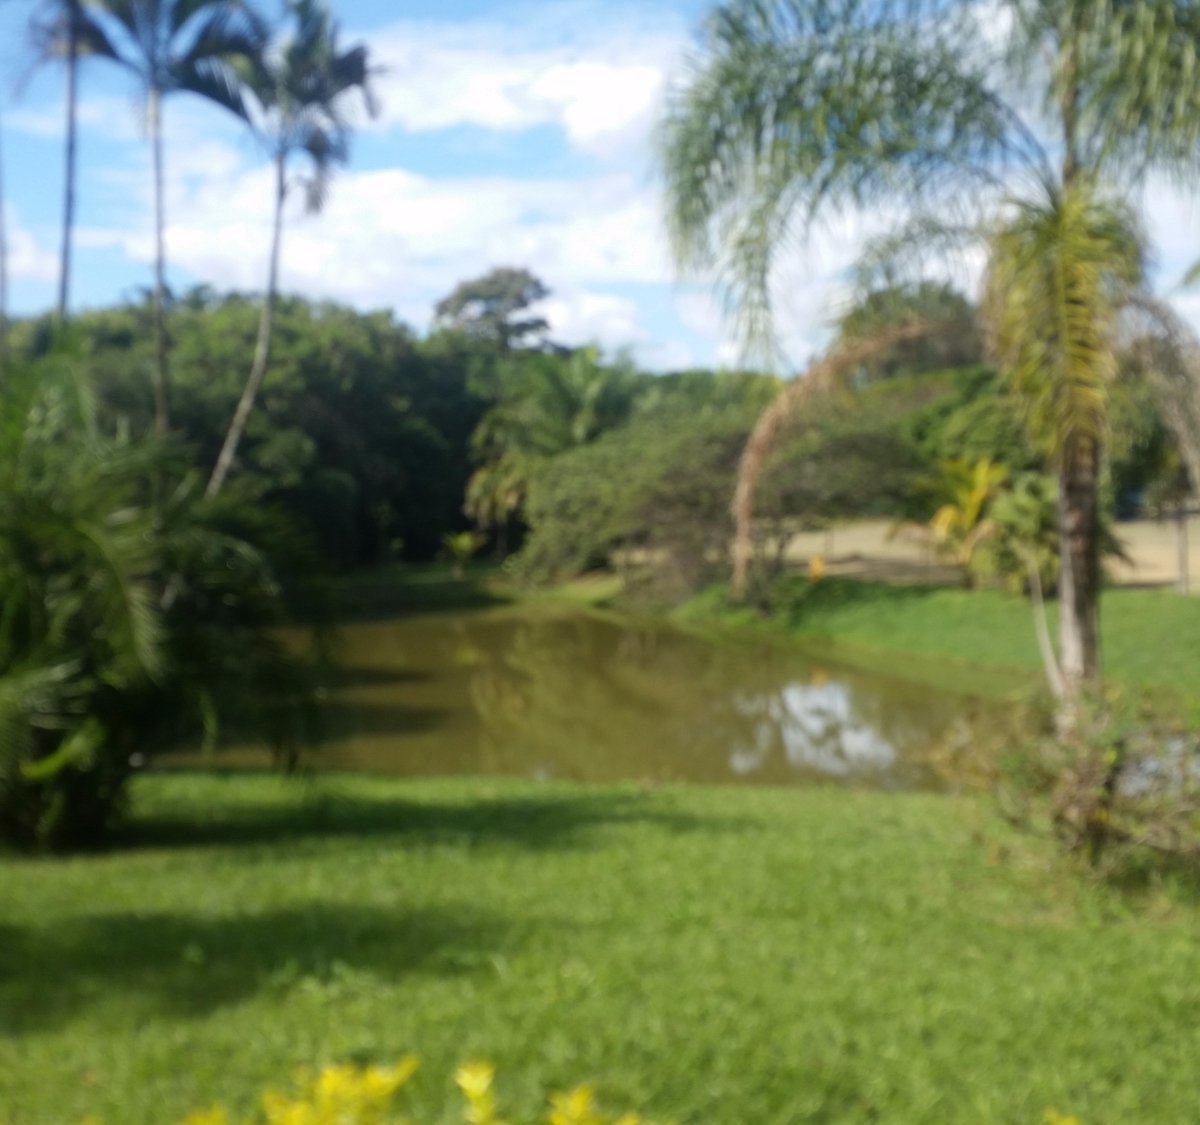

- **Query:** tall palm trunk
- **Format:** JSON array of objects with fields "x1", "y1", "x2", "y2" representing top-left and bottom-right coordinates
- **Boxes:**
[
  {"x1": 207, "y1": 152, "x2": 286, "y2": 498},
  {"x1": 149, "y1": 86, "x2": 170, "y2": 436},
  {"x1": 1057, "y1": 434, "x2": 1102, "y2": 691},
  {"x1": 57, "y1": 1, "x2": 80, "y2": 323},
  {"x1": 1054, "y1": 28, "x2": 1101, "y2": 698},
  {"x1": 0, "y1": 101, "x2": 9, "y2": 367}
]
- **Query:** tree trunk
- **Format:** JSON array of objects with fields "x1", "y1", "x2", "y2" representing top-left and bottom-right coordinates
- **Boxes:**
[
  {"x1": 206, "y1": 153, "x2": 287, "y2": 498},
  {"x1": 0, "y1": 100, "x2": 9, "y2": 367},
  {"x1": 150, "y1": 87, "x2": 170, "y2": 437},
  {"x1": 1057, "y1": 435, "x2": 1102, "y2": 694},
  {"x1": 57, "y1": 4, "x2": 80, "y2": 324}
]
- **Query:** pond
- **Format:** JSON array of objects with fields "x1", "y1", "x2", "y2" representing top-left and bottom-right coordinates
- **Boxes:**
[{"x1": 308, "y1": 603, "x2": 989, "y2": 790}]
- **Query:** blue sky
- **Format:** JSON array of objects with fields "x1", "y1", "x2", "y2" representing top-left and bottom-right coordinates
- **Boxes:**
[{"x1": 3, "y1": 0, "x2": 1200, "y2": 371}]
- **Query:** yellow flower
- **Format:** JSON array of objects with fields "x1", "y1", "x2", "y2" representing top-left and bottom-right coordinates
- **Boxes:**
[
  {"x1": 180, "y1": 1111, "x2": 229, "y2": 1125},
  {"x1": 457, "y1": 1061, "x2": 506, "y2": 1125},
  {"x1": 456, "y1": 1061, "x2": 496, "y2": 1099},
  {"x1": 362, "y1": 1058, "x2": 419, "y2": 1103},
  {"x1": 1044, "y1": 1112, "x2": 1082, "y2": 1125},
  {"x1": 547, "y1": 1085, "x2": 603, "y2": 1125}
]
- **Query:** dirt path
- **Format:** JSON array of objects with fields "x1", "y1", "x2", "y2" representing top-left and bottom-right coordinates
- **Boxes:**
[{"x1": 783, "y1": 517, "x2": 1200, "y2": 592}]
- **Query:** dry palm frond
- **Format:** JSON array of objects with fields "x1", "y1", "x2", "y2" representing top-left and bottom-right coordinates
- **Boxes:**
[{"x1": 731, "y1": 321, "x2": 941, "y2": 595}]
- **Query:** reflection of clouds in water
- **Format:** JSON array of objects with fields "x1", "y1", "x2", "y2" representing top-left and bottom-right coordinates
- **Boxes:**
[{"x1": 731, "y1": 682, "x2": 897, "y2": 778}]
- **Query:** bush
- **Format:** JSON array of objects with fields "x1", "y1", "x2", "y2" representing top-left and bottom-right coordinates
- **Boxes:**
[
  {"x1": 934, "y1": 695, "x2": 1200, "y2": 872},
  {"x1": 999, "y1": 702, "x2": 1200, "y2": 868},
  {"x1": 0, "y1": 358, "x2": 326, "y2": 850}
]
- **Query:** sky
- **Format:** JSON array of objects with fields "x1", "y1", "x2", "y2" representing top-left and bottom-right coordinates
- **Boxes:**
[{"x1": 3, "y1": 0, "x2": 1200, "y2": 372}]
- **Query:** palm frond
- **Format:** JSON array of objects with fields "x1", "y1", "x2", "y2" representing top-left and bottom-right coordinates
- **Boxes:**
[
  {"x1": 983, "y1": 183, "x2": 1146, "y2": 460},
  {"x1": 658, "y1": 0, "x2": 1026, "y2": 360}
]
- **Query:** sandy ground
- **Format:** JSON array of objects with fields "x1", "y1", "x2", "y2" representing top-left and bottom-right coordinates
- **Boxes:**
[{"x1": 782, "y1": 516, "x2": 1200, "y2": 592}]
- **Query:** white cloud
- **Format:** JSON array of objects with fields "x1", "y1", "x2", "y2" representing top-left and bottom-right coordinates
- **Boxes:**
[
  {"x1": 7, "y1": 94, "x2": 145, "y2": 145},
  {"x1": 39, "y1": 1, "x2": 1200, "y2": 375},
  {"x1": 537, "y1": 289, "x2": 642, "y2": 346},
  {"x1": 2, "y1": 208, "x2": 56, "y2": 283},
  {"x1": 364, "y1": 10, "x2": 684, "y2": 158},
  {"x1": 76, "y1": 130, "x2": 685, "y2": 362}
]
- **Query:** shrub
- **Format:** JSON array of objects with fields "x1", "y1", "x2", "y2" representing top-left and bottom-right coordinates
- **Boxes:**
[
  {"x1": 999, "y1": 702, "x2": 1200, "y2": 868},
  {"x1": 934, "y1": 695, "x2": 1200, "y2": 871},
  {"x1": 0, "y1": 358, "x2": 326, "y2": 850}
]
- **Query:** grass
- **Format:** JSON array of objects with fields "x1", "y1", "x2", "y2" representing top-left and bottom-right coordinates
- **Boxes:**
[
  {"x1": 676, "y1": 576, "x2": 1200, "y2": 712},
  {"x1": 4, "y1": 773, "x2": 1200, "y2": 1123}
]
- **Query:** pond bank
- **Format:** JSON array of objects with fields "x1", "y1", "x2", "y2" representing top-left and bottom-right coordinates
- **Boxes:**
[
  {"x1": 669, "y1": 574, "x2": 1200, "y2": 719},
  {"x1": 346, "y1": 565, "x2": 1198, "y2": 716}
]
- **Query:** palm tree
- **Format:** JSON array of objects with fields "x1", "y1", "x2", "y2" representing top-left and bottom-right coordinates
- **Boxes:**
[
  {"x1": 80, "y1": 0, "x2": 267, "y2": 436},
  {"x1": 921, "y1": 457, "x2": 1012, "y2": 582},
  {"x1": 661, "y1": 0, "x2": 1200, "y2": 699},
  {"x1": 464, "y1": 347, "x2": 642, "y2": 532},
  {"x1": 205, "y1": 0, "x2": 376, "y2": 498},
  {"x1": 27, "y1": 0, "x2": 98, "y2": 322},
  {"x1": 985, "y1": 186, "x2": 1146, "y2": 683},
  {"x1": 0, "y1": 100, "x2": 8, "y2": 363},
  {"x1": 0, "y1": 353, "x2": 326, "y2": 850}
]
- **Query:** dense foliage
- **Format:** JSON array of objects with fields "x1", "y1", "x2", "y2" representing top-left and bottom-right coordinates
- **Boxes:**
[
  {"x1": 5, "y1": 280, "x2": 1180, "y2": 594},
  {"x1": 0, "y1": 353, "x2": 325, "y2": 849},
  {"x1": 9, "y1": 295, "x2": 486, "y2": 567}
]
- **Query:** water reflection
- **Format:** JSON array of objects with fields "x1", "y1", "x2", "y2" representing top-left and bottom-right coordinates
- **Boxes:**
[
  {"x1": 317, "y1": 606, "x2": 985, "y2": 790},
  {"x1": 731, "y1": 682, "x2": 897, "y2": 778}
]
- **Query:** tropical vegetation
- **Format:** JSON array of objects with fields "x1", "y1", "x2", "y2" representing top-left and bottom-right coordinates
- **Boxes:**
[
  {"x1": 659, "y1": 0, "x2": 1200, "y2": 701},
  {"x1": 69, "y1": 0, "x2": 268, "y2": 434},
  {"x1": 1, "y1": 0, "x2": 1199, "y2": 1120},
  {"x1": 0, "y1": 352, "x2": 324, "y2": 850}
]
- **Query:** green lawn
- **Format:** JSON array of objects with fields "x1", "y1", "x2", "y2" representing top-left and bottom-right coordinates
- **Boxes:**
[
  {"x1": 3, "y1": 774, "x2": 1199, "y2": 1123},
  {"x1": 677, "y1": 577, "x2": 1200, "y2": 711}
]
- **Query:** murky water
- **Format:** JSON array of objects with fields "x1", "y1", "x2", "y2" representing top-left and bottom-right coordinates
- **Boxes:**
[{"x1": 313, "y1": 604, "x2": 986, "y2": 789}]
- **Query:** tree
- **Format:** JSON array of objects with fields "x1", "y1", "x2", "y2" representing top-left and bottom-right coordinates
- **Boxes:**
[
  {"x1": 0, "y1": 354, "x2": 325, "y2": 849},
  {"x1": 206, "y1": 0, "x2": 376, "y2": 498},
  {"x1": 985, "y1": 186, "x2": 1146, "y2": 682},
  {"x1": 465, "y1": 347, "x2": 644, "y2": 533},
  {"x1": 81, "y1": 0, "x2": 267, "y2": 436},
  {"x1": 907, "y1": 456, "x2": 1011, "y2": 583},
  {"x1": 835, "y1": 282, "x2": 982, "y2": 382},
  {"x1": 0, "y1": 100, "x2": 7, "y2": 363},
  {"x1": 661, "y1": 0, "x2": 1200, "y2": 699},
  {"x1": 27, "y1": 0, "x2": 107, "y2": 321},
  {"x1": 434, "y1": 267, "x2": 551, "y2": 352}
]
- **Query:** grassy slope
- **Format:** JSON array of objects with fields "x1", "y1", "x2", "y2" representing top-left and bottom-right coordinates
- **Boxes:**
[
  {"x1": 3, "y1": 774, "x2": 1199, "y2": 1124},
  {"x1": 676, "y1": 577, "x2": 1200, "y2": 710}
]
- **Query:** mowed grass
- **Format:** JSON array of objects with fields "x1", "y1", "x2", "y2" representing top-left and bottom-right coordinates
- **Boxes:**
[
  {"x1": 678, "y1": 578, "x2": 1200, "y2": 709},
  {"x1": 3, "y1": 774, "x2": 1200, "y2": 1123}
]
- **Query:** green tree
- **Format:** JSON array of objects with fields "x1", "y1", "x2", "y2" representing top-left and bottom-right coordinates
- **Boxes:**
[
  {"x1": 465, "y1": 347, "x2": 644, "y2": 534},
  {"x1": 835, "y1": 282, "x2": 982, "y2": 382},
  {"x1": 434, "y1": 267, "x2": 552, "y2": 352},
  {"x1": 907, "y1": 457, "x2": 1011, "y2": 583},
  {"x1": 6, "y1": 291, "x2": 486, "y2": 566},
  {"x1": 985, "y1": 187, "x2": 1146, "y2": 681},
  {"x1": 206, "y1": 0, "x2": 377, "y2": 497},
  {"x1": 661, "y1": 0, "x2": 1200, "y2": 699},
  {"x1": 81, "y1": 0, "x2": 267, "y2": 436}
]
